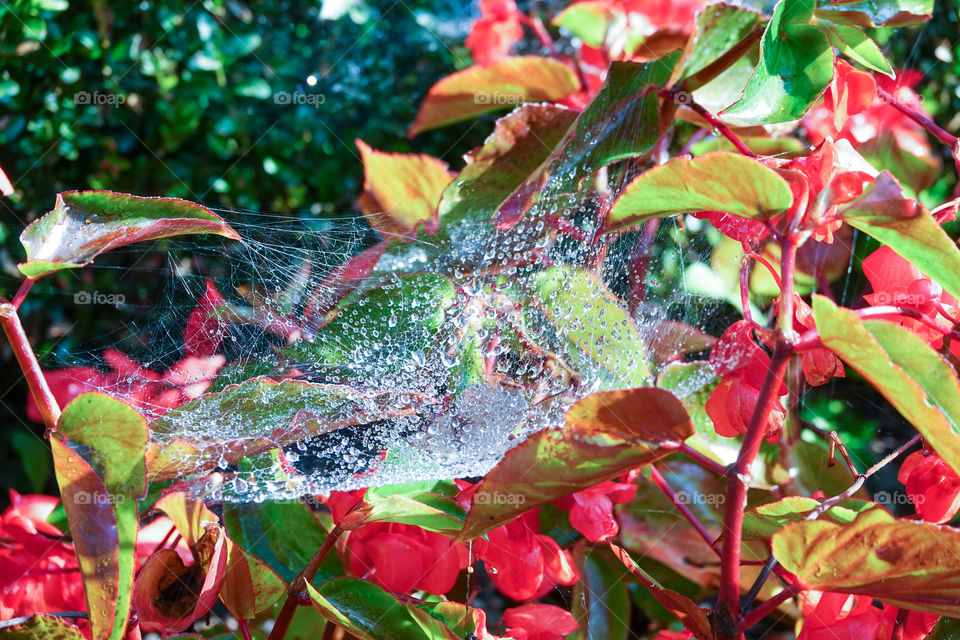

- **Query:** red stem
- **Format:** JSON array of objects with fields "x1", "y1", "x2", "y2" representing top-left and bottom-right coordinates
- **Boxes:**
[
  {"x1": 877, "y1": 86, "x2": 957, "y2": 148},
  {"x1": 650, "y1": 465, "x2": 720, "y2": 555},
  {"x1": 739, "y1": 583, "x2": 800, "y2": 631},
  {"x1": 11, "y1": 279, "x2": 35, "y2": 309},
  {"x1": 0, "y1": 303, "x2": 61, "y2": 432},
  {"x1": 659, "y1": 87, "x2": 755, "y2": 158},
  {"x1": 678, "y1": 442, "x2": 728, "y2": 476},
  {"x1": 716, "y1": 239, "x2": 798, "y2": 638}
]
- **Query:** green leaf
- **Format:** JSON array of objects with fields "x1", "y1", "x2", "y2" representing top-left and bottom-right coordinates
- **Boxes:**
[
  {"x1": 677, "y1": 3, "x2": 763, "y2": 81},
  {"x1": 521, "y1": 265, "x2": 650, "y2": 387},
  {"x1": 608, "y1": 543, "x2": 714, "y2": 640},
  {"x1": 282, "y1": 274, "x2": 457, "y2": 379},
  {"x1": 340, "y1": 491, "x2": 466, "y2": 536},
  {"x1": 572, "y1": 545, "x2": 630, "y2": 640},
  {"x1": 551, "y1": 1, "x2": 617, "y2": 48},
  {"x1": 460, "y1": 387, "x2": 693, "y2": 540},
  {"x1": 408, "y1": 56, "x2": 580, "y2": 137},
  {"x1": 741, "y1": 496, "x2": 880, "y2": 540},
  {"x1": 494, "y1": 55, "x2": 678, "y2": 229},
  {"x1": 305, "y1": 578, "x2": 460, "y2": 639},
  {"x1": 19, "y1": 191, "x2": 240, "y2": 279},
  {"x1": 814, "y1": 0, "x2": 933, "y2": 27},
  {"x1": 148, "y1": 378, "x2": 434, "y2": 480},
  {"x1": 224, "y1": 499, "x2": 341, "y2": 583},
  {"x1": 0, "y1": 615, "x2": 86, "y2": 639},
  {"x1": 813, "y1": 296, "x2": 960, "y2": 476},
  {"x1": 838, "y1": 171, "x2": 960, "y2": 303},
  {"x1": 605, "y1": 152, "x2": 794, "y2": 233},
  {"x1": 355, "y1": 140, "x2": 453, "y2": 241},
  {"x1": 431, "y1": 104, "x2": 578, "y2": 271},
  {"x1": 773, "y1": 508, "x2": 960, "y2": 617},
  {"x1": 57, "y1": 393, "x2": 148, "y2": 497},
  {"x1": 721, "y1": 0, "x2": 834, "y2": 125},
  {"x1": 50, "y1": 393, "x2": 147, "y2": 640},
  {"x1": 816, "y1": 21, "x2": 893, "y2": 76},
  {"x1": 51, "y1": 439, "x2": 138, "y2": 640}
]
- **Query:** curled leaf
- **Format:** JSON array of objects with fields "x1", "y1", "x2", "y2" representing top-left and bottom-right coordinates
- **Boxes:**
[{"x1": 19, "y1": 191, "x2": 240, "y2": 279}]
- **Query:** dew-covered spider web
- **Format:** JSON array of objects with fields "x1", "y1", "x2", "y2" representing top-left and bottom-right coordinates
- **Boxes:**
[{"x1": 42, "y1": 97, "x2": 807, "y2": 504}]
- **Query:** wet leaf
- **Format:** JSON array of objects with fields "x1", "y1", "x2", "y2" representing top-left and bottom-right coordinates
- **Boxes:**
[
  {"x1": 772, "y1": 508, "x2": 960, "y2": 617},
  {"x1": 408, "y1": 56, "x2": 579, "y2": 137},
  {"x1": 147, "y1": 378, "x2": 435, "y2": 480},
  {"x1": 814, "y1": 0, "x2": 933, "y2": 27},
  {"x1": 283, "y1": 273, "x2": 457, "y2": 379},
  {"x1": 609, "y1": 543, "x2": 715, "y2": 640},
  {"x1": 813, "y1": 296, "x2": 960, "y2": 476},
  {"x1": 721, "y1": 0, "x2": 834, "y2": 125},
  {"x1": 838, "y1": 171, "x2": 960, "y2": 302},
  {"x1": 0, "y1": 615, "x2": 85, "y2": 639},
  {"x1": 521, "y1": 265, "x2": 650, "y2": 387},
  {"x1": 431, "y1": 104, "x2": 577, "y2": 271},
  {"x1": 305, "y1": 578, "x2": 460, "y2": 639},
  {"x1": 494, "y1": 56, "x2": 677, "y2": 229},
  {"x1": 606, "y1": 152, "x2": 794, "y2": 233},
  {"x1": 355, "y1": 140, "x2": 453, "y2": 241},
  {"x1": 19, "y1": 191, "x2": 240, "y2": 279},
  {"x1": 461, "y1": 387, "x2": 693, "y2": 539},
  {"x1": 551, "y1": 1, "x2": 616, "y2": 47},
  {"x1": 677, "y1": 3, "x2": 763, "y2": 81}
]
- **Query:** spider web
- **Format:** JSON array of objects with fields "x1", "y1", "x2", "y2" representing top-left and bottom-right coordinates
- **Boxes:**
[{"x1": 42, "y1": 116, "x2": 744, "y2": 504}]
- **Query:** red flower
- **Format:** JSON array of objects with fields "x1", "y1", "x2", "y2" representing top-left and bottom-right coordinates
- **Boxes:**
[
  {"x1": 776, "y1": 140, "x2": 871, "y2": 244},
  {"x1": 324, "y1": 489, "x2": 367, "y2": 524},
  {"x1": 898, "y1": 450, "x2": 960, "y2": 524},
  {"x1": 0, "y1": 491, "x2": 84, "y2": 621},
  {"x1": 502, "y1": 603, "x2": 579, "y2": 640},
  {"x1": 791, "y1": 294, "x2": 845, "y2": 386},
  {"x1": 346, "y1": 522, "x2": 469, "y2": 595},
  {"x1": 465, "y1": 0, "x2": 524, "y2": 66},
  {"x1": 824, "y1": 59, "x2": 877, "y2": 130},
  {"x1": 798, "y1": 590, "x2": 938, "y2": 640},
  {"x1": 862, "y1": 245, "x2": 959, "y2": 347},
  {"x1": 26, "y1": 348, "x2": 225, "y2": 422},
  {"x1": 477, "y1": 509, "x2": 578, "y2": 601},
  {"x1": 804, "y1": 69, "x2": 933, "y2": 161},
  {"x1": 706, "y1": 321, "x2": 787, "y2": 441},
  {"x1": 555, "y1": 474, "x2": 638, "y2": 542}
]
